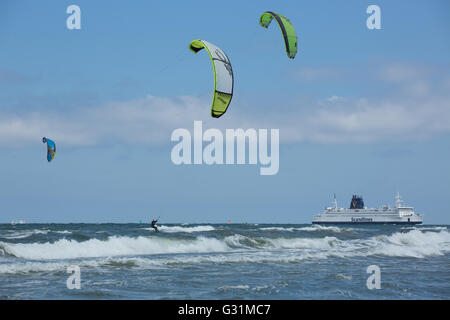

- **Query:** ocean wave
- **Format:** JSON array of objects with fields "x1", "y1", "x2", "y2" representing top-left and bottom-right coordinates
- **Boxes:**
[
  {"x1": 0, "y1": 229, "x2": 448, "y2": 268},
  {"x1": 212, "y1": 229, "x2": 449, "y2": 261},
  {"x1": 259, "y1": 225, "x2": 347, "y2": 233},
  {"x1": 401, "y1": 226, "x2": 448, "y2": 232},
  {"x1": 0, "y1": 229, "x2": 72, "y2": 240},
  {"x1": 0, "y1": 256, "x2": 162, "y2": 275},
  {"x1": 0, "y1": 235, "x2": 229, "y2": 260},
  {"x1": 0, "y1": 251, "x2": 337, "y2": 274},
  {"x1": 143, "y1": 225, "x2": 215, "y2": 233},
  {"x1": 1, "y1": 229, "x2": 50, "y2": 240},
  {"x1": 297, "y1": 225, "x2": 346, "y2": 232},
  {"x1": 0, "y1": 261, "x2": 71, "y2": 274},
  {"x1": 223, "y1": 234, "x2": 340, "y2": 250},
  {"x1": 54, "y1": 230, "x2": 72, "y2": 234},
  {"x1": 217, "y1": 285, "x2": 250, "y2": 290},
  {"x1": 1, "y1": 229, "x2": 449, "y2": 275},
  {"x1": 370, "y1": 229, "x2": 450, "y2": 258},
  {"x1": 258, "y1": 227, "x2": 297, "y2": 232}
]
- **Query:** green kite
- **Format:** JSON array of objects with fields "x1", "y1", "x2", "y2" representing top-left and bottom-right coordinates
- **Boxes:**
[
  {"x1": 189, "y1": 40, "x2": 234, "y2": 118},
  {"x1": 259, "y1": 11, "x2": 298, "y2": 59}
]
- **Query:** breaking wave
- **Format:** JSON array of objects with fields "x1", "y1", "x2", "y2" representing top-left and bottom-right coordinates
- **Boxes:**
[
  {"x1": 0, "y1": 236, "x2": 228, "y2": 260},
  {"x1": 401, "y1": 226, "x2": 448, "y2": 232},
  {"x1": 150, "y1": 225, "x2": 215, "y2": 233},
  {"x1": 0, "y1": 229, "x2": 72, "y2": 240},
  {"x1": 259, "y1": 225, "x2": 346, "y2": 233},
  {"x1": 1, "y1": 229, "x2": 50, "y2": 240},
  {"x1": 370, "y1": 229, "x2": 450, "y2": 258},
  {"x1": 0, "y1": 229, "x2": 448, "y2": 274}
]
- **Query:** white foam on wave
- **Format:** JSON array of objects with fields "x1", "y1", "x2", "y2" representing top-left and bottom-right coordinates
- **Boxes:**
[
  {"x1": 0, "y1": 235, "x2": 228, "y2": 260},
  {"x1": 218, "y1": 285, "x2": 250, "y2": 290},
  {"x1": 259, "y1": 225, "x2": 345, "y2": 233},
  {"x1": 267, "y1": 236, "x2": 340, "y2": 249},
  {"x1": 0, "y1": 229, "x2": 448, "y2": 274},
  {"x1": 1, "y1": 229, "x2": 72, "y2": 240},
  {"x1": 335, "y1": 274, "x2": 352, "y2": 280},
  {"x1": 0, "y1": 256, "x2": 163, "y2": 275},
  {"x1": 0, "y1": 261, "x2": 72, "y2": 274},
  {"x1": 1, "y1": 229, "x2": 50, "y2": 240},
  {"x1": 157, "y1": 225, "x2": 215, "y2": 233},
  {"x1": 402, "y1": 226, "x2": 448, "y2": 232},
  {"x1": 224, "y1": 234, "x2": 265, "y2": 249},
  {"x1": 54, "y1": 230, "x2": 72, "y2": 234},
  {"x1": 370, "y1": 229, "x2": 450, "y2": 258},
  {"x1": 259, "y1": 227, "x2": 296, "y2": 231},
  {"x1": 213, "y1": 229, "x2": 449, "y2": 259},
  {"x1": 223, "y1": 233, "x2": 340, "y2": 250},
  {"x1": 297, "y1": 225, "x2": 345, "y2": 232}
]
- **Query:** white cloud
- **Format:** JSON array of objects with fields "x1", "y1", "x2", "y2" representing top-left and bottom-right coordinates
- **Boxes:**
[
  {"x1": 1, "y1": 63, "x2": 449, "y2": 147},
  {"x1": 378, "y1": 63, "x2": 438, "y2": 98},
  {"x1": 1, "y1": 92, "x2": 449, "y2": 146},
  {"x1": 0, "y1": 95, "x2": 211, "y2": 147},
  {"x1": 323, "y1": 95, "x2": 344, "y2": 103},
  {"x1": 378, "y1": 63, "x2": 430, "y2": 84}
]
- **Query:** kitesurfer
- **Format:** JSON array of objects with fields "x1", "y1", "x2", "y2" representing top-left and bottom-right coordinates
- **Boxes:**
[{"x1": 151, "y1": 219, "x2": 159, "y2": 232}]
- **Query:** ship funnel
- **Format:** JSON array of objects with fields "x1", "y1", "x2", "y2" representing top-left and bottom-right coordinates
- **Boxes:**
[{"x1": 349, "y1": 195, "x2": 365, "y2": 209}]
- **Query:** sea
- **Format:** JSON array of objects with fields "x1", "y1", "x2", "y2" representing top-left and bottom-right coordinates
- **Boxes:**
[{"x1": 0, "y1": 223, "x2": 449, "y2": 299}]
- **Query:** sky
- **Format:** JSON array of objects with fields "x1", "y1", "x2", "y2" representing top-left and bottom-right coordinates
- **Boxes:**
[{"x1": 0, "y1": 0, "x2": 449, "y2": 224}]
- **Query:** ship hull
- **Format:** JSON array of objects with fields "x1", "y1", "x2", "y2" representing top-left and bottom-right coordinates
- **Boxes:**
[
  {"x1": 312, "y1": 221, "x2": 423, "y2": 225},
  {"x1": 312, "y1": 213, "x2": 423, "y2": 225}
]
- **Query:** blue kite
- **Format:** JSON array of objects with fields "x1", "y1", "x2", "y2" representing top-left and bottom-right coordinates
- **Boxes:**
[{"x1": 42, "y1": 137, "x2": 56, "y2": 162}]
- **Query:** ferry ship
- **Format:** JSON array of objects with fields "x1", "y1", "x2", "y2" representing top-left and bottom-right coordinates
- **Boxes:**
[{"x1": 312, "y1": 193, "x2": 423, "y2": 224}]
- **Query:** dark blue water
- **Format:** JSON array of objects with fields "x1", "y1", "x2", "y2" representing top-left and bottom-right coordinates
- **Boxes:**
[{"x1": 0, "y1": 223, "x2": 448, "y2": 299}]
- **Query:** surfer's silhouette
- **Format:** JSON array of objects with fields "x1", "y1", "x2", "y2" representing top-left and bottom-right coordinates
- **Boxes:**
[{"x1": 151, "y1": 219, "x2": 159, "y2": 232}]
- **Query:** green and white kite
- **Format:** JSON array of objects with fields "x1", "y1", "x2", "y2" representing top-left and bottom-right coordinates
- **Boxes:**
[
  {"x1": 259, "y1": 11, "x2": 298, "y2": 59},
  {"x1": 189, "y1": 39, "x2": 234, "y2": 118}
]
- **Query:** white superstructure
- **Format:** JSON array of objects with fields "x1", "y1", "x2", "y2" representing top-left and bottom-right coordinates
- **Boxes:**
[{"x1": 312, "y1": 193, "x2": 423, "y2": 224}]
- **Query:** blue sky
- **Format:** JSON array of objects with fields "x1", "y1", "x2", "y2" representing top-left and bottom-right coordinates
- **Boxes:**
[{"x1": 0, "y1": 0, "x2": 449, "y2": 223}]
